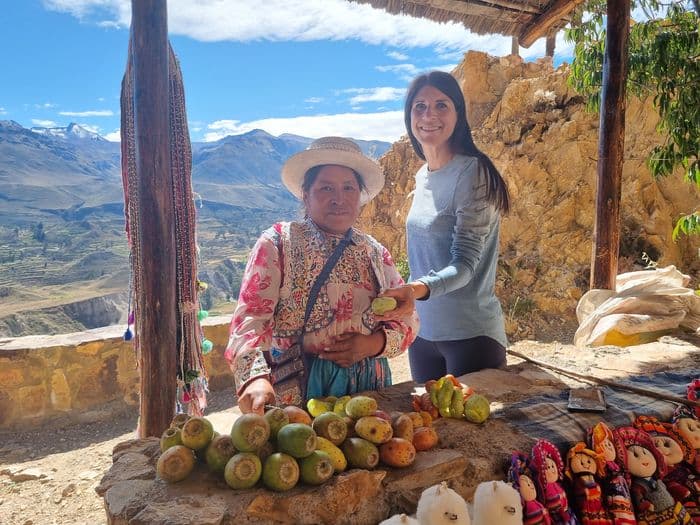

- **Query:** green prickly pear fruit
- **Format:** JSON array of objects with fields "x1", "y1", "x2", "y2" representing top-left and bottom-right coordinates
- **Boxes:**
[
  {"x1": 156, "y1": 445, "x2": 195, "y2": 483},
  {"x1": 371, "y1": 297, "x2": 397, "y2": 315},
  {"x1": 299, "y1": 450, "x2": 334, "y2": 485},
  {"x1": 262, "y1": 452, "x2": 299, "y2": 492},
  {"x1": 345, "y1": 395, "x2": 378, "y2": 419},
  {"x1": 160, "y1": 426, "x2": 183, "y2": 452},
  {"x1": 312, "y1": 411, "x2": 347, "y2": 445},
  {"x1": 276, "y1": 423, "x2": 317, "y2": 458},
  {"x1": 342, "y1": 437, "x2": 380, "y2": 469},
  {"x1": 204, "y1": 434, "x2": 237, "y2": 474},
  {"x1": 230, "y1": 413, "x2": 270, "y2": 452},
  {"x1": 224, "y1": 452, "x2": 262, "y2": 489},
  {"x1": 181, "y1": 416, "x2": 214, "y2": 451}
]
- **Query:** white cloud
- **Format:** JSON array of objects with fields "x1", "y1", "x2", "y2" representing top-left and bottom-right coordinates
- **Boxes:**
[
  {"x1": 387, "y1": 51, "x2": 408, "y2": 61},
  {"x1": 305, "y1": 97, "x2": 323, "y2": 104},
  {"x1": 342, "y1": 87, "x2": 405, "y2": 105},
  {"x1": 205, "y1": 110, "x2": 405, "y2": 143},
  {"x1": 0, "y1": 107, "x2": 6, "y2": 115},
  {"x1": 374, "y1": 64, "x2": 420, "y2": 77},
  {"x1": 45, "y1": 0, "x2": 512, "y2": 53},
  {"x1": 31, "y1": 119, "x2": 58, "y2": 127},
  {"x1": 59, "y1": 109, "x2": 114, "y2": 117},
  {"x1": 104, "y1": 129, "x2": 121, "y2": 142},
  {"x1": 34, "y1": 102, "x2": 56, "y2": 109}
]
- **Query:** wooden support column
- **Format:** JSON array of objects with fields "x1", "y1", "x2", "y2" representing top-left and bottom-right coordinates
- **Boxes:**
[
  {"x1": 511, "y1": 36, "x2": 519, "y2": 56},
  {"x1": 131, "y1": 0, "x2": 177, "y2": 437},
  {"x1": 546, "y1": 33, "x2": 556, "y2": 57},
  {"x1": 590, "y1": 0, "x2": 630, "y2": 290}
]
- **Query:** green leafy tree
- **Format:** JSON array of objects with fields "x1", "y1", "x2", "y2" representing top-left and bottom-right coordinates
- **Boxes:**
[{"x1": 566, "y1": 2, "x2": 699, "y2": 238}]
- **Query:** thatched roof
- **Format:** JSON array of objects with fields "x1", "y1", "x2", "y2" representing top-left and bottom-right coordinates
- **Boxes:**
[{"x1": 351, "y1": 0, "x2": 584, "y2": 47}]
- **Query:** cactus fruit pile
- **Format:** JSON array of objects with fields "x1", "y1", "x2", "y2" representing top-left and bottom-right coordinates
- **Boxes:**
[
  {"x1": 411, "y1": 374, "x2": 491, "y2": 424},
  {"x1": 156, "y1": 394, "x2": 439, "y2": 491}
]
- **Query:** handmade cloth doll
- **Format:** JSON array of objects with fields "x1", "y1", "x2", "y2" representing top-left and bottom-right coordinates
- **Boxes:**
[
  {"x1": 565, "y1": 442, "x2": 614, "y2": 525},
  {"x1": 635, "y1": 415, "x2": 699, "y2": 523},
  {"x1": 616, "y1": 426, "x2": 691, "y2": 525},
  {"x1": 673, "y1": 406, "x2": 700, "y2": 476},
  {"x1": 509, "y1": 451, "x2": 553, "y2": 525},
  {"x1": 531, "y1": 439, "x2": 579, "y2": 524},
  {"x1": 588, "y1": 422, "x2": 637, "y2": 525}
]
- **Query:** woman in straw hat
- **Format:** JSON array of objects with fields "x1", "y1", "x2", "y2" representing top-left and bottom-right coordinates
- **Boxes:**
[
  {"x1": 377, "y1": 70, "x2": 509, "y2": 383},
  {"x1": 226, "y1": 136, "x2": 418, "y2": 414}
]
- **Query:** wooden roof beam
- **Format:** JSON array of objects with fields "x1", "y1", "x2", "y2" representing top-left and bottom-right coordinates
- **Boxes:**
[{"x1": 519, "y1": 0, "x2": 583, "y2": 47}]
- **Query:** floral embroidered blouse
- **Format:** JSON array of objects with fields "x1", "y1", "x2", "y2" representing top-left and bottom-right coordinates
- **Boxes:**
[{"x1": 226, "y1": 219, "x2": 419, "y2": 396}]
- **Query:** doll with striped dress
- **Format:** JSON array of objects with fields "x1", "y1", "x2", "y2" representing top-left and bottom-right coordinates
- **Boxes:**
[
  {"x1": 616, "y1": 426, "x2": 690, "y2": 525},
  {"x1": 588, "y1": 422, "x2": 637, "y2": 524}
]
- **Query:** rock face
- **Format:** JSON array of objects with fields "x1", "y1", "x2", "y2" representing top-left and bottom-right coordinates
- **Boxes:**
[{"x1": 359, "y1": 51, "x2": 700, "y2": 341}]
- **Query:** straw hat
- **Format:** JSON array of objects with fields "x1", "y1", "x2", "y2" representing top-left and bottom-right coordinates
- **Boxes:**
[{"x1": 281, "y1": 136, "x2": 384, "y2": 204}]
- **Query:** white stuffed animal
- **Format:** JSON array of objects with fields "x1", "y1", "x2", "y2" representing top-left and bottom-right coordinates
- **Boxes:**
[
  {"x1": 471, "y1": 480, "x2": 522, "y2": 525},
  {"x1": 379, "y1": 513, "x2": 420, "y2": 525},
  {"x1": 416, "y1": 481, "x2": 470, "y2": 525}
]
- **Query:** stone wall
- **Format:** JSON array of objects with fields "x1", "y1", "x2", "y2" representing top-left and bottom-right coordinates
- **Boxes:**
[{"x1": 0, "y1": 316, "x2": 235, "y2": 431}]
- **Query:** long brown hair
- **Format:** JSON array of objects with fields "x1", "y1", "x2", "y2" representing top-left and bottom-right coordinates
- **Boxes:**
[{"x1": 404, "y1": 71, "x2": 509, "y2": 214}]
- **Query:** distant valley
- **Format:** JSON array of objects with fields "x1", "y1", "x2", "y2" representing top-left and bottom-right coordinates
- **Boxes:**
[{"x1": 0, "y1": 120, "x2": 390, "y2": 336}]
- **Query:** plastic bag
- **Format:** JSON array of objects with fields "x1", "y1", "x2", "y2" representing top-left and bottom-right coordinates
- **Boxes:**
[{"x1": 574, "y1": 265, "x2": 700, "y2": 347}]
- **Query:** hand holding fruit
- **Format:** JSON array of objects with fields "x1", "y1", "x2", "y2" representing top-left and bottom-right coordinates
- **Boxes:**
[
  {"x1": 372, "y1": 285, "x2": 418, "y2": 320},
  {"x1": 238, "y1": 377, "x2": 276, "y2": 415}
]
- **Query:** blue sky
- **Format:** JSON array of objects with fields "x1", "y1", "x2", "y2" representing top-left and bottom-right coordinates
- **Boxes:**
[{"x1": 2, "y1": 0, "x2": 574, "y2": 143}]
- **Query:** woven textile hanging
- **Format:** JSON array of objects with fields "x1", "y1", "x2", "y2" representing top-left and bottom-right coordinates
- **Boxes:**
[{"x1": 120, "y1": 38, "x2": 208, "y2": 416}]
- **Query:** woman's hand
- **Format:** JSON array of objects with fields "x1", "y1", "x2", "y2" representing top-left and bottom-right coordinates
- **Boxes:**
[
  {"x1": 237, "y1": 377, "x2": 276, "y2": 415},
  {"x1": 374, "y1": 282, "x2": 426, "y2": 321},
  {"x1": 320, "y1": 331, "x2": 385, "y2": 367}
]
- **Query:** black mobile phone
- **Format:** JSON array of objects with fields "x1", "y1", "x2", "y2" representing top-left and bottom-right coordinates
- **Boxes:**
[{"x1": 567, "y1": 387, "x2": 607, "y2": 413}]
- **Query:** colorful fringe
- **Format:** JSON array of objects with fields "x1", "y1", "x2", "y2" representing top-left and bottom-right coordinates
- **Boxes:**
[{"x1": 120, "y1": 38, "x2": 208, "y2": 416}]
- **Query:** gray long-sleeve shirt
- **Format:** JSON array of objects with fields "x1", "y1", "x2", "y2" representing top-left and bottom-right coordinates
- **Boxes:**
[{"x1": 406, "y1": 154, "x2": 508, "y2": 346}]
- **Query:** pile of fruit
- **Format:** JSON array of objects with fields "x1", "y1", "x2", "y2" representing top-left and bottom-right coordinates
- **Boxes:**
[
  {"x1": 156, "y1": 394, "x2": 439, "y2": 492},
  {"x1": 411, "y1": 374, "x2": 491, "y2": 423}
]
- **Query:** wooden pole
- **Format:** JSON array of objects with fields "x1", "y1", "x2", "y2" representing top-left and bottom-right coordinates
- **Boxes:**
[
  {"x1": 511, "y1": 36, "x2": 519, "y2": 56},
  {"x1": 590, "y1": 0, "x2": 629, "y2": 290},
  {"x1": 545, "y1": 33, "x2": 556, "y2": 57},
  {"x1": 131, "y1": 0, "x2": 177, "y2": 437}
]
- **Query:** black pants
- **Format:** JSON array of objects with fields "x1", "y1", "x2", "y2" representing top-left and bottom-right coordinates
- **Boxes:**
[{"x1": 408, "y1": 335, "x2": 506, "y2": 383}]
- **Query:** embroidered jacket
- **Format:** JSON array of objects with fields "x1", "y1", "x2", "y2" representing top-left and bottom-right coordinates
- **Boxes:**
[{"x1": 226, "y1": 219, "x2": 418, "y2": 395}]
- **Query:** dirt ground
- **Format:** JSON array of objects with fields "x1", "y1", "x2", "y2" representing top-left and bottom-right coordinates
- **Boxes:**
[{"x1": 0, "y1": 351, "x2": 421, "y2": 525}]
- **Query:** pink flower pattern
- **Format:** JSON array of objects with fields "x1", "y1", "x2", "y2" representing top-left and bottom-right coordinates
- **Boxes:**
[{"x1": 226, "y1": 220, "x2": 419, "y2": 394}]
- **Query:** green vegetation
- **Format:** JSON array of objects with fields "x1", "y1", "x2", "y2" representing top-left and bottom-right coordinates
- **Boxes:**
[
  {"x1": 566, "y1": 2, "x2": 699, "y2": 238},
  {"x1": 0, "y1": 206, "x2": 290, "y2": 335}
]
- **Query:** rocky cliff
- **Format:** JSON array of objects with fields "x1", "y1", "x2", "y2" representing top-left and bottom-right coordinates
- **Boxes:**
[{"x1": 359, "y1": 51, "x2": 700, "y2": 341}]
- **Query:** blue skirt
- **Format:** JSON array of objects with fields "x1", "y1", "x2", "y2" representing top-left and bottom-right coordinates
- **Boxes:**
[{"x1": 305, "y1": 356, "x2": 392, "y2": 400}]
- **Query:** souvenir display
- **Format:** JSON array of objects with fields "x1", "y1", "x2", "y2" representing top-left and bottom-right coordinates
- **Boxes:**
[{"x1": 616, "y1": 426, "x2": 691, "y2": 525}]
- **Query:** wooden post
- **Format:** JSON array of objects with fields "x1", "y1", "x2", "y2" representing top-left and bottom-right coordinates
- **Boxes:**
[
  {"x1": 511, "y1": 36, "x2": 519, "y2": 56},
  {"x1": 546, "y1": 33, "x2": 556, "y2": 57},
  {"x1": 590, "y1": 0, "x2": 630, "y2": 290},
  {"x1": 131, "y1": 0, "x2": 177, "y2": 437}
]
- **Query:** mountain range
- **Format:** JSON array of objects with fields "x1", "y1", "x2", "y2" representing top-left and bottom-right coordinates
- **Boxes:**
[{"x1": 0, "y1": 120, "x2": 390, "y2": 336}]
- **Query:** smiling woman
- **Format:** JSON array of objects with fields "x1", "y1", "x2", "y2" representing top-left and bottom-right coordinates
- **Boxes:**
[{"x1": 225, "y1": 136, "x2": 418, "y2": 414}]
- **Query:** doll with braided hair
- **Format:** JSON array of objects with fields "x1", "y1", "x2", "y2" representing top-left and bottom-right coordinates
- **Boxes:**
[
  {"x1": 588, "y1": 422, "x2": 637, "y2": 524},
  {"x1": 635, "y1": 416, "x2": 699, "y2": 524},
  {"x1": 616, "y1": 426, "x2": 690, "y2": 525},
  {"x1": 565, "y1": 442, "x2": 614, "y2": 525},
  {"x1": 509, "y1": 451, "x2": 553, "y2": 525},
  {"x1": 531, "y1": 439, "x2": 579, "y2": 524}
]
